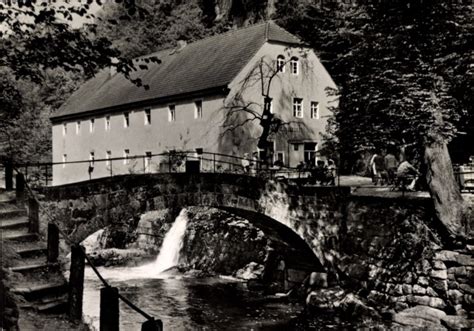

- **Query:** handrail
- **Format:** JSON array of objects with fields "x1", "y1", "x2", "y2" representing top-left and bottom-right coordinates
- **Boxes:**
[
  {"x1": 6, "y1": 151, "x2": 341, "y2": 186},
  {"x1": 11, "y1": 166, "x2": 160, "y2": 326}
]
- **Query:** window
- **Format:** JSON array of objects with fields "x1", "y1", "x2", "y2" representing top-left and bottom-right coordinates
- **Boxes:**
[
  {"x1": 194, "y1": 100, "x2": 202, "y2": 119},
  {"x1": 276, "y1": 152, "x2": 284, "y2": 164},
  {"x1": 124, "y1": 112, "x2": 130, "y2": 128},
  {"x1": 89, "y1": 152, "x2": 95, "y2": 165},
  {"x1": 62, "y1": 154, "x2": 67, "y2": 168},
  {"x1": 106, "y1": 151, "x2": 111, "y2": 167},
  {"x1": 276, "y1": 55, "x2": 285, "y2": 73},
  {"x1": 76, "y1": 121, "x2": 81, "y2": 134},
  {"x1": 290, "y1": 57, "x2": 299, "y2": 75},
  {"x1": 304, "y1": 142, "x2": 317, "y2": 165},
  {"x1": 145, "y1": 151, "x2": 152, "y2": 173},
  {"x1": 90, "y1": 118, "x2": 95, "y2": 133},
  {"x1": 293, "y1": 98, "x2": 303, "y2": 118},
  {"x1": 124, "y1": 149, "x2": 130, "y2": 165},
  {"x1": 168, "y1": 105, "x2": 176, "y2": 122},
  {"x1": 144, "y1": 109, "x2": 151, "y2": 125},
  {"x1": 105, "y1": 116, "x2": 111, "y2": 131},
  {"x1": 62, "y1": 123, "x2": 67, "y2": 136},
  {"x1": 293, "y1": 143, "x2": 299, "y2": 151},
  {"x1": 310, "y1": 101, "x2": 320, "y2": 119}
]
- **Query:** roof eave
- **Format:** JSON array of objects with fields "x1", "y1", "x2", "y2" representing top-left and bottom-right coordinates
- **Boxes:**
[{"x1": 50, "y1": 85, "x2": 230, "y2": 123}]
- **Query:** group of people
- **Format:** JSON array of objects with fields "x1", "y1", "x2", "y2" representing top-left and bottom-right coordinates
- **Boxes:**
[
  {"x1": 369, "y1": 150, "x2": 420, "y2": 190},
  {"x1": 298, "y1": 159, "x2": 337, "y2": 185}
]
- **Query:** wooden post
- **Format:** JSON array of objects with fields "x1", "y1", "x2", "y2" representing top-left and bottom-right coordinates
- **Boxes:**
[
  {"x1": 142, "y1": 319, "x2": 163, "y2": 331},
  {"x1": 5, "y1": 161, "x2": 13, "y2": 191},
  {"x1": 28, "y1": 198, "x2": 39, "y2": 233},
  {"x1": 68, "y1": 244, "x2": 85, "y2": 321},
  {"x1": 16, "y1": 173, "x2": 25, "y2": 202},
  {"x1": 100, "y1": 286, "x2": 119, "y2": 331},
  {"x1": 47, "y1": 223, "x2": 59, "y2": 263}
]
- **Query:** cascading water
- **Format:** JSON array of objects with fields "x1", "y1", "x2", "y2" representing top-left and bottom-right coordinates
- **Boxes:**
[
  {"x1": 150, "y1": 209, "x2": 188, "y2": 274},
  {"x1": 83, "y1": 209, "x2": 189, "y2": 281}
]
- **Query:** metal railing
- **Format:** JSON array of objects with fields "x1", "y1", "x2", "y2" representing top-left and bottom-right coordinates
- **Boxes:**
[
  {"x1": 12, "y1": 169, "x2": 163, "y2": 331},
  {"x1": 6, "y1": 151, "x2": 341, "y2": 187}
]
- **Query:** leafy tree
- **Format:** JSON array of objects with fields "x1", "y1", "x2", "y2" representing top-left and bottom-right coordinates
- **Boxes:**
[
  {"x1": 93, "y1": 0, "x2": 230, "y2": 58},
  {"x1": 0, "y1": 68, "x2": 82, "y2": 163},
  {"x1": 0, "y1": 0, "x2": 159, "y2": 163},
  {"x1": 276, "y1": 1, "x2": 473, "y2": 238}
]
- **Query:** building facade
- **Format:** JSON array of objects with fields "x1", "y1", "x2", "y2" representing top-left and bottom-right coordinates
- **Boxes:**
[{"x1": 51, "y1": 22, "x2": 337, "y2": 185}]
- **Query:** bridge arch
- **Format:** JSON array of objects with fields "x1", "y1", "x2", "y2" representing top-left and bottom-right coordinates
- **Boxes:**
[{"x1": 39, "y1": 173, "x2": 350, "y2": 272}]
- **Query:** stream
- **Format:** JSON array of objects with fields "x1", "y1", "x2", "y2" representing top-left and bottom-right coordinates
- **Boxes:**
[{"x1": 82, "y1": 210, "x2": 303, "y2": 330}]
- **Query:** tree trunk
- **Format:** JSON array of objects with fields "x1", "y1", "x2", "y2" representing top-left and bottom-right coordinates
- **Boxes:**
[{"x1": 424, "y1": 141, "x2": 469, "y2": 238}]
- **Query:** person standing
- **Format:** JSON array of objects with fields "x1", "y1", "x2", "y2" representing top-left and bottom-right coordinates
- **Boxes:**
[
  {"x1": 384, "y1": 151, "x2": 398, "y2": 184},
  {"x1": 373, "y1": 152, "x2": 386, "y2": 185}
]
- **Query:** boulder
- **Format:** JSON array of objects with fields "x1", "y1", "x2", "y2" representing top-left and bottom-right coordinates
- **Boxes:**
[
  {"x1": 306, "y1": 287, "x2": 346, "y2": 309},
  {"x1": 459, "y1": 284, "x2": 474, "y2": 295},
  {"x1": 430, "y1": 269, "x2": 448, "y2": 280},
  {"x1": 432, "y1": 260, "x2": 447, "y2": 270},
  {"x1": 235, "y1": 262, "x2": 264, "y2": 280},
  {"x1": 413, "y1": 284, "x2": 427, "y2": 295},
  {"x1": 338, "y1": 293, "x2": 380, "y2": 319},
  {"x1": 441, "y1": 316, "x2": 474, "y2": 329},
  {"x1": 448, "y1": 289, "x2": 464, "y2": 305},
  {"x1": 392, "y1": 306, "x2": 446, "y2": 329}
]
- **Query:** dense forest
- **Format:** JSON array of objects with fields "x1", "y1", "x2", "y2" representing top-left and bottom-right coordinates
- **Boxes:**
[{"x1": 1, "y1": 0, "x2": 472, "y2": 238}]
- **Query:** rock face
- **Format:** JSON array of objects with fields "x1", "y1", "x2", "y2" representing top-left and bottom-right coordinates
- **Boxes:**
[
  {"x1": 235, "y1": 262, "x2": 265, "y2": 280},
  {"x1": 180, "y1": 207, "x2": 302, "y2": 278},
  {"x1": 83, "y1": 206, "x2": 319, "y2": 289},
  {"x1": 392, "y1": 306, "x2": 446, "y2": 329}
]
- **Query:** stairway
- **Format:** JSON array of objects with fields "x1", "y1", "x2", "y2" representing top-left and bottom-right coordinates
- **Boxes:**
[{"x1": 1, "y1": 190, "x2": 69, "y2": 315}]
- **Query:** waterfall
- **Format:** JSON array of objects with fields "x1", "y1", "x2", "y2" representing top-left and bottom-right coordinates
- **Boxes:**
[
  {"x1": 82, "y1": 210, "x2": 188, "y2": 281},
  {"x1": 150, "y1": 209, "x2": 188, "y2": 274}
]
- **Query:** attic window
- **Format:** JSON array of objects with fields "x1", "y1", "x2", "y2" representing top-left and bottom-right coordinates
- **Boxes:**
[
  {"x1": 144, "y1": 109, "x2": 151, "y2": 125},
  {"x1": 277, "y1": 55, "x2": 285, "y2": 73},
  {"x1": 194, "y1": 100, "x2": 202, "y2": 119},
  {"x1": 124, "y1": 112, "x2": 130, "y2": 128},
  {"x1": 290, "y1": 57, "x2": 299, "y2": 75},
  {"x1": 76, "y1": 121, "x2": 81, "y2": 135},
  {"x1": 168, "y1": 105, "x2": 176, "y2": 122},
  {"x1": 105, "y1": 116, "x2": 111, "y2": 131},
  {"x1": 90, "y1": 118, "x2": 95, "y2": 133}
]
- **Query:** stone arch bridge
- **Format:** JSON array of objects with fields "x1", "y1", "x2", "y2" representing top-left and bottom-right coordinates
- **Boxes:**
[
  {"x1": 35, "y1": 172, "x2": 474, "y2": 318},
  {"x1": 38, "y1": 173, "x2": 352, "y2": 271}
]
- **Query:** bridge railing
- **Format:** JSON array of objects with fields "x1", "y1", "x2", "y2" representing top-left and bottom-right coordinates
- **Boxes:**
[
  {"x1": 7, "y1": 151, "x2": 341, "y2": 187},
  {"x1": 11, "y1": 168, "x2": 163, "y2": 330}
]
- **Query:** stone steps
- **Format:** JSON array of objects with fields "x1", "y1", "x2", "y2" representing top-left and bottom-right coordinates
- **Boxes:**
[
  {"x1": 14, "y1": 244, "x2": 48, "y2": 258},
  {"x1": 0, "y1": 216, "x2": 29, "y2": 230},
  {"x1": 0, "y1": 208, "x2": 27, "y2": 219},
  {"x1": 12, "y1": 281, "x2": 69, "y2": 302},
  {"x1": 3, "y1": 231, "x2": 38, "y2": 242},
  {"x1": 10, "y1": 262, "x2": 59, "y2": 273},
  {"x1": 1, "y1": 197, "x2": 70, "y2": 318},
  {"x1": 19, "y1": 293, "x2": 68, "y2": 314}
]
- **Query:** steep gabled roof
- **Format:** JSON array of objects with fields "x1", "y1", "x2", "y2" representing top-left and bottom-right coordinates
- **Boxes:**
[{"x1": 52, "y1": 21, "x2": 302, "y2": 121}]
